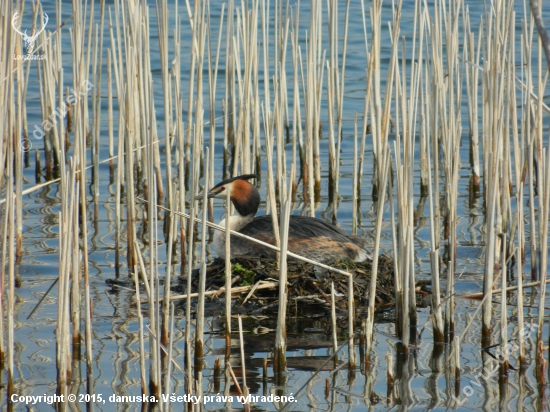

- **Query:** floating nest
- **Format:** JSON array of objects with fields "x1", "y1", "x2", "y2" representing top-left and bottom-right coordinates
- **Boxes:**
[{"x1": 172, "y1": 255, "x2": 431, "y2": 318}]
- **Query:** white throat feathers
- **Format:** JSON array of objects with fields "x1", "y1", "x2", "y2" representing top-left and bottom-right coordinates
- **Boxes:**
[{"x1": 213, "y1": 212, "x2": 255, "y2": 260}]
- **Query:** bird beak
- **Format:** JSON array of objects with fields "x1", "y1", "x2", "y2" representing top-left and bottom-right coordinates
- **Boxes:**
[{"x1": 195, "y1": 186, "x2": 226, "y2": 201}]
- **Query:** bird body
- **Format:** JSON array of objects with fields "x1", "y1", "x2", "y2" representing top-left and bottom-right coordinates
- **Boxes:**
[{"x1": 199, "y1": 175, "x2": 371, "y2": 263}]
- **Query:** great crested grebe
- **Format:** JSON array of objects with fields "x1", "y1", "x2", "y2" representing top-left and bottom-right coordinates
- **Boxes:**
[{"x1": 198, "y1": 174, "x2": 372, "y2": 263}]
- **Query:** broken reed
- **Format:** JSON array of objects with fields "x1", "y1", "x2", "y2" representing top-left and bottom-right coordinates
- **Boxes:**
[{"x1": 2, "y1": 0, "x2": 550, "y2": 408}]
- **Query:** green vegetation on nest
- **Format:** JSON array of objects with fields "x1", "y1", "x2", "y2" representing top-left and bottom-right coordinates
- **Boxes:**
[{"x1": 232, "y1": 263, "x2": 257, "y2": 286}]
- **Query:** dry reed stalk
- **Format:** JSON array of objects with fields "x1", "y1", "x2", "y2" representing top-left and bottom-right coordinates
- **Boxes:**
[
  {"x1": 401, "y1": 225, "x2": 412, "y2": 356},
  {"x1": 196, "y1": 147, "x2": 211, "y2": 377},
  {"x1": 66, "y1": 178, "x2": 78, "y2": 374},
  {"x1": 388, "y1": 1, "x2": 421, "y2": 352},
  {"x1": 326, "y1": 60, "x2": 337, "y2": 214},
  {"x1": 14, "y1": 27, "x2": 23, "y2": 262},
  {"x1": 274, "y1": 165, "x2": 295, "y2": 374},
  {"x1": 299, "y1": 0, "x2": 324, "y2": 212},
  {"x1": 352, "y1": 112, "x2": 358, "y2": 234},
  {"x1": 108, "y1": 6, "x2": 125, "y2": 279},
  {"x1": 368, "y1": 1, "x2": 384, "y2": 197},
  {"x1": 536, "y1": 141, "x2": 550, "y2": 349},
  {"x1": 207, "y1": 2, "x2": 225, "y2": 222},
  {"x1": 330, "y1": 282, "x2": 338, "y2": 361},
  {"x1": 162, "y1": 202, "x2": 177, "y2": 350},
  {"x1": 426, "y1": 0, "x2": 442, "y2": 266},
  {"x1": 535, "y1": 28, "x2": 550, "y2": 352},
  {"x1": 57, "y1": 165, "x2": 74, "y2": 397},
  {"x1": 500, "y1": 234, "x2": 509, "y2": 376},
  {"x1": 121, "y1": 4, "x2": 139, "y2": 273},
  {"x1": 507, "y1": 12, "x2": 527, "y2": 366},
  {"x1": 445, "y1": 258, "x2": 455, "y2": 343},
  {"x1": 114, "y1": 109, "x2": 125, "y2": 278},
  {"x1": 481, "y1": 0, "x2": 518, "y2": 349},
  {"x1": 348, "y1": 261, "x2": 355, "y2": 370},
  {"x1": 365, "y1": 149, "x2": 390, "y2": 358},
  {"x1": 275, "y1": 2, "x2": 291, "y2": 132},
  {"x1": 311, "y1": 2, "x2": 323, "y2": 200},
  {"x1": 443, "y1": 0, "x2": 462, "y2": 269},
  {"x1": 326, "y1": 0, "x2": 343, "y2": 215},
  {"x1": 133, "y1": 268, "x2": 148, "y2": 395},
  {"x1": 107, "y1": 48, "x2": 114, "y2": 176},
  {"x1": 154, "y1": 204, "x2": 163, "y2": 398},
  {"x1": 262, "y1": 104, "x2": 280, "y2": 253},
  {"x1": 289, "y1": 7, "x2": 305, "y2": 195},
  {"x1": 132, "y1": 241, "x2": 152, "y2": 300},
  {"x1": 260, "y1": 0, "x2": 271, "y2": 116},
  {"x1": 424, "y1": 73, "x2": 444, "y2": 343},
  {"x1": 414, "y1": 3, "x2": 428, "y2": 197},
  {"x1": 155, "y1": 0, "x2": 173, "y2": 241},
  {"x1": 329, "y1": 0, "x2": 350, "y2": 220},
  {"x1": 70, "y1": 171, "x2": 81, "y2": 356},
  {"x1": 7, "y1": 190, "x2": 14, "y2": 395},
  {"x1": 377, "y1": 0, "x2": 401, "y2": 194},
  {"x1": 276, "y1": 70, "x2": 289, "y2": 211},
  {"x1": 145, "y1": 12, "x2": 164, "y2": 207},
  {"x1": 238, "y1": 316, "x2": 250, "y2": 411},
  {"x1": 237, "y1": 2, "x2": 261, "y2": 176},
  {"x1": 226, "y1": 362, "x2": 244, "y2": 396},
  {"x1": 38, "y1": 15, "x2": 60, "y2": 179},
  {"x1": 92, "y1": 1, "x2": 106, "y2": 220},
  {"x1": 144, "y1": 49, "x2": 160, "y2": 397},
  {"x1": 460, "y1": 273, "x2": 550, "y2": 299},
  {"x1": 229, "y1": 31, "x2": 243, "y2": 175},
  {"x1": 185, "y1": 1, "x2": 202, "y2": 164},
  {"x1": 35, "y1": 63, "x2": 50, "y2": 179},
  {"x1": 0, "y1": 176, "x2": 8, "y2": 366},
  {"x1": 482, "y1": 155, "x2": 499, "y2": 348},
  {"x1": 335, "y1": 0, "x2": 350, "y2": 209},
  {"x1": 224, "y1": 0, "x2": 236, "y2": 174},
  {"x1": 34, "y1": 149, "x2": 40, "y2": 183},
  {"x1": 358, "y1": 0, "x2": 373, "y2": 203},
  {"x1": 163, "y1": 302, "x2": 176, "y2": 405},
  {"x1": 520, "y1": 18, "x2": 539, "y2": 283},
  {"x1": 452, "y1": 336, "x2": 460, "y2": 394},
  {"x1": 513, "y1": 141, "x2": 526, "y2": 367},
  {"x1": 225, "y1": 179, "x2": 232, "y2": 355},
  {"x1": 149, "y1": 280, "x2": 279, "y2": 304},
  {"x1": 69, "y1": 0, "x2": 94, "y2": 384},
  {"x1": 406, "y1": 36, "x2": 422, "y2": 340},
  {"x1": 282, "y1": 11, "x2": 293, "y2": 152},
  {"x1": 193, "y1": 0, "x2": 208, "y2": 183},
  {"x1": 530, "y1": 0, "x2": 550, "y2": 69},
  {"x1": 184, "y1": 129, "x2": 199, "y2": 397},
  {"x1": 171, "y1": 13, "x2": 188, "y2": 277},
  {"x1": 0, "y1": 0, "x2": 10, "y2": 193},
  {"x1": 214, "y1": 357, "x2": 222, "y2": 393},
  {"x1": 17, "y1": 4, "x2": 35, "y2": 169}
]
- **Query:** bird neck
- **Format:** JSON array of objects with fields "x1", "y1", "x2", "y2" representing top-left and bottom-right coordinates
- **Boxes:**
[{"x1": 227, "y1": 211, "x2": 255, "y2": 231}]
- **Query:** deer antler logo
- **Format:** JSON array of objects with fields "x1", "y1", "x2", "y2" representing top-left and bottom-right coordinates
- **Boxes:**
[{"x1": 12, "y1": 11, "x2": 49, "y2": 55}]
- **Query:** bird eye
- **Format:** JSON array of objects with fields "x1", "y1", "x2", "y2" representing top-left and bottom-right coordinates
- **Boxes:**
[{"x1": 220, "y1": 187, "x2": 225, "y2": 191}]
